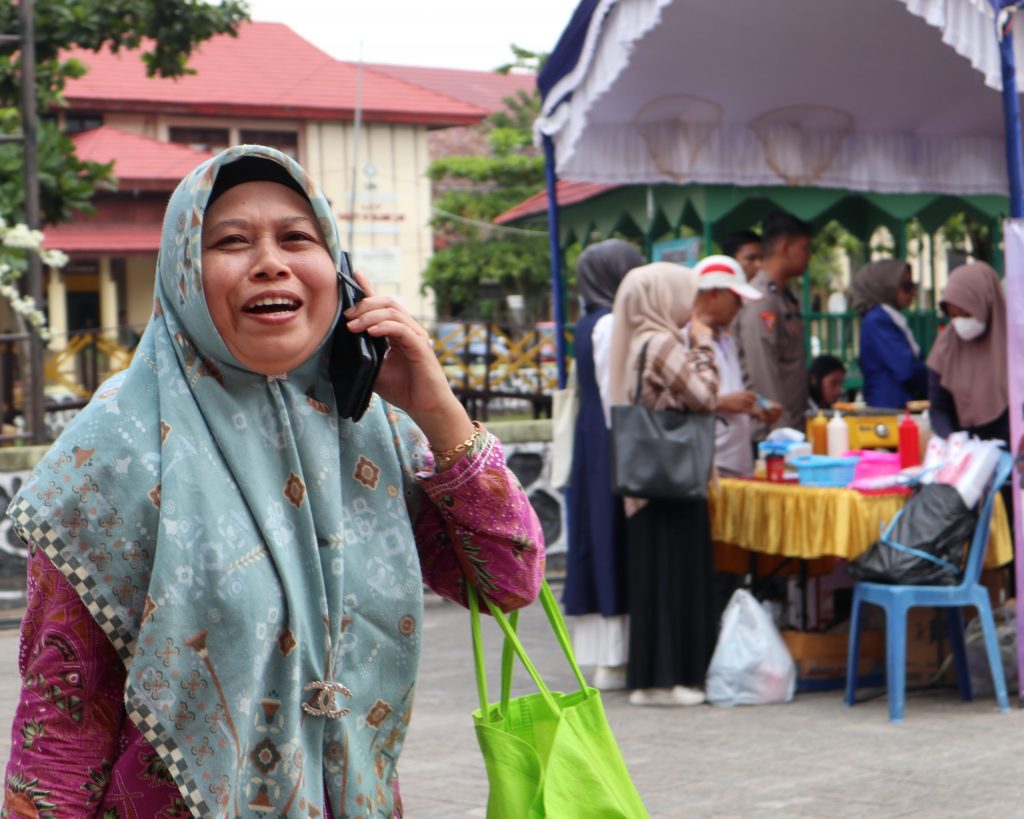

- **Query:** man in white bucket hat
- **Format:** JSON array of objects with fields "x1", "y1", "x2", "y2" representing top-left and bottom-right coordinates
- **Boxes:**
[{"x1": 690, "y1": 254, "x2": 780, "y2": 476}]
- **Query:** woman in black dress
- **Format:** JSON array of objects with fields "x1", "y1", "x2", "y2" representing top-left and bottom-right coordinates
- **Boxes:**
[
  {"x1": 563, "y1": 239, "x2": 644, "y2": 691},
  {"x1": 608, "y1": 262, "x2": 720, "y2": 706}
]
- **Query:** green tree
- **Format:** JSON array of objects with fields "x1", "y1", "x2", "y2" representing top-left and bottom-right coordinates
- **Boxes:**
[
  {"x1": 422, "y1": 46, "x2": 551, "y2": 324},
  {"x1": 808, "y1": 219, "x2": 863, "y2": 295},
  {"x1": 940, "y1": 212, "x2": 992, "y2": 264},
  {"x1": 0, "y1": 0, "x2": 248, "y2": 225}
]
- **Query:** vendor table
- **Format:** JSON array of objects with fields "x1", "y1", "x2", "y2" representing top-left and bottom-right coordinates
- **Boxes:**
[{"x1": 710, "y1": 478, "x2": 1013, "y2": 576}]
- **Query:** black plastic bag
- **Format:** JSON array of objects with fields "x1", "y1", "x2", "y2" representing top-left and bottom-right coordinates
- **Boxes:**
[{"x1": 847, "y1": 484, "x2": 977, "y2": 586}]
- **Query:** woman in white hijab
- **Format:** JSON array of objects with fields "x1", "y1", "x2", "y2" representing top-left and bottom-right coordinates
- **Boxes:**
[{"x1": 609, "y1": 262, "x2": 720, "y2": 707}]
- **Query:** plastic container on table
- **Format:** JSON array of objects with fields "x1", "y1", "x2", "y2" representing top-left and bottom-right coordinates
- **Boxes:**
[
  {"x1": 790, "y1": 454, "x2": 860, "y2": 487},
  {"x1": 845, "y1": 450, "x2": 900, "y2": 483},
  {"x1": 758, "y1": 441, "x2": 791, "y2": 483},
  {"x1": 765, "y1": 454, "x2": 786, "y2": 482}
]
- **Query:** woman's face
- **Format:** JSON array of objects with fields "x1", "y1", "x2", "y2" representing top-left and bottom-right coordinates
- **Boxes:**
[
  {"x1": 943, "y1": 301, "x2": 972, "y2": 319},
  {"x1": 896, "y1": 265, "x2": 917, "y2": 310},
  {"x1": 820, "y1": 369, "x2": 846, "y2": 407},
  {"x1": 202, "y1": 181, "x2": 338, "y2": 375}
]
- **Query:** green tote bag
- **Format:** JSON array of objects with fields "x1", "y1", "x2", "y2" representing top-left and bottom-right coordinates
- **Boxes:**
[{"x1": 468, "y1": 581, "x2": 649, "y2": 819}]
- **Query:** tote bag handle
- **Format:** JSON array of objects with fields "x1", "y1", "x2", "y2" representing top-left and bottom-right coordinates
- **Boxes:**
[{"x1": 469, "y1": 580, "x2": 590, "y2": 721}]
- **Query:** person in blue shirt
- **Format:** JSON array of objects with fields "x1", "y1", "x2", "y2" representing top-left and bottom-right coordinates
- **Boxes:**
[{"x1": 852, "y1": 259, "x2": 927, "y2": 409}]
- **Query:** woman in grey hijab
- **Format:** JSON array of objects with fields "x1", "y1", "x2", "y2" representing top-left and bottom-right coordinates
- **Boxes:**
[
  {"x1": 564, "y1": 239, "x2": 644, "y2": 692},
  {"x1": 852, "y1": 258, "x2": 926, "y2": 408}
]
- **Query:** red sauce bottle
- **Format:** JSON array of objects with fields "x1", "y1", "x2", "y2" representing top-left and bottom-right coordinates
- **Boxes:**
[{"x1": 898, "y1": 412, "x2": 921, "y2": 469}]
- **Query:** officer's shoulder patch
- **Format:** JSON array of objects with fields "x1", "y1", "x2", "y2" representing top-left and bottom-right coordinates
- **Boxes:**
[{"x1": 760, "y1": 311, "x2": 777, "y2": 332}]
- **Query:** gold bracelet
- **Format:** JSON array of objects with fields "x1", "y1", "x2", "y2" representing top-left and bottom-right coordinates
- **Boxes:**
[{"x1": 430, "y1": 421, "x2": 484, "y2": 471}]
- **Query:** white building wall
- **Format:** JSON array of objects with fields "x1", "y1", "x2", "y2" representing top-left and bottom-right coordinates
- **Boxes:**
[{"x1": 98, "y1": 114, "x2": 437, "y2": 319}]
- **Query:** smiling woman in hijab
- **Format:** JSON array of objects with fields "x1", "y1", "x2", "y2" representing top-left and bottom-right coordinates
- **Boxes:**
[
  {"x1": 852, "y1": 258, "x2": 927, "y2": 408},
  {"x1": 927, "y1": 261, "x2": 1009, "y2": 442},
  {"x1": 563, "y1": 239, "x2": 644, "y2": 694},
  {"x1": 609, "y1": 262, "x2": 720, "y2": 707},
  {"x1": 2, "y1": 146, "x2": 543, "y2": 818}
]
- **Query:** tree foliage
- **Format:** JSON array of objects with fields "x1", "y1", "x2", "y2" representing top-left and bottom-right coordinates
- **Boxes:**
[
  {"x1": 422, "y1": 46, "x2": 551, "y2": 324},
  {"x1": 0, "y1": 0, "x2": 248, "y2": 225}
]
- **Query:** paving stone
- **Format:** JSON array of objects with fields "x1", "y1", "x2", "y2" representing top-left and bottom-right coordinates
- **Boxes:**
[{"x1": 2, "y1": 583, "x2": 1024, "y2": 817}]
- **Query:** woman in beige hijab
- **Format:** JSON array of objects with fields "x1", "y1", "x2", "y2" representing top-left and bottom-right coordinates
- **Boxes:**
[
  {"x1": 609, "y1": 262, "x2": 720, "y2": 707},
  {"x1": 926, "y1": 262, "x2": 1008, "y2": 443}
]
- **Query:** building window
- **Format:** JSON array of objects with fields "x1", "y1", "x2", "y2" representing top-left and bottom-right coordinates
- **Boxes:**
[
  {"x1": 65, "y1": 112, "x2": 103, "y2": 134},
  {"x1": 168, "y1": 126, "x2": 230, "y2": 153},
  {"x1": 239, "y1": 129, "x2": 299, "y2": 159}
]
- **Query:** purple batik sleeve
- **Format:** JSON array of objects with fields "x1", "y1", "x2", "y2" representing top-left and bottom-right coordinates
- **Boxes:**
[
  {"x1": 415, "y1": 431, "x2": 545, "y2": 612},
  {"x1": 3, "y1": 544, "x2": 126, "y2": 818}
]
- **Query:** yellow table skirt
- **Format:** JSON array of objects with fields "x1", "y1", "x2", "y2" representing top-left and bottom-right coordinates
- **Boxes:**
[{"x1": 709, "y1": 479, "x2": 1012, "y2": 575}]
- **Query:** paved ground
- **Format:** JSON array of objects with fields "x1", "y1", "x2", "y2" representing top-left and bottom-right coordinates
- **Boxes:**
[{"x1": 3, "y1": 585, "x2": 1024, "y2": 817}]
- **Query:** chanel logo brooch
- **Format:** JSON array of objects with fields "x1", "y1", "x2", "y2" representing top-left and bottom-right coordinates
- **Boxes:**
[{"x1": 302, "y1": 680, "x2": 353, "y2": 718}]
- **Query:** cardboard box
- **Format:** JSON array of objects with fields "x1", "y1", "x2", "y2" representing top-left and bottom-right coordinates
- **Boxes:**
[
  {"x1": 904, "y1": 607, "x2": 955, "y2": 686},
  {"x1": 782, "y1": 629, "x2": 884, "y2": 692},
  {"x1": 781, "y1": 570, "x2": 1010, "y2": 692},
  {"x1": 981, "y1": 567, "x2": 1012, "y2": 609}
]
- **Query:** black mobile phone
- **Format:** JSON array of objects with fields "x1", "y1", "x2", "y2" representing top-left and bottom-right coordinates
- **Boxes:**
[{"x1": 329, "y1": 252, "x2": 388, "y2": 420}]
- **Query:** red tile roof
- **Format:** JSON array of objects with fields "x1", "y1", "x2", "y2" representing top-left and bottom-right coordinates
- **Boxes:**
[
  {"x1": 368, "y1": 64, "x2": 536, "y2": 114},
  {"x1": 494, "y1": 180, "x2": 614, "y2": 224},
  {"x1": 42, "y1": 224, "x2": 162, "y2": 254},
  {"x1": 64, "y1": 22, "x2": 488, "y2": 126},
  {"x1": 72, "y1": 126, "x2": 212, "y2": 189}
]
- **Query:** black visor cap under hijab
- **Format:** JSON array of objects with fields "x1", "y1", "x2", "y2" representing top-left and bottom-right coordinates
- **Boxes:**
[{"x1": 206, "y1": 156, "x2": 309, "y2": 209}]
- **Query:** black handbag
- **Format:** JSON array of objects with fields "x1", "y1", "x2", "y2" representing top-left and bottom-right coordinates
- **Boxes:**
[
  {"x1": 610, "y1": 339, "x2": 715, "y2": 500},
  {"x1": 846, "y1": 484, "x2": 977, "y2": 585}
]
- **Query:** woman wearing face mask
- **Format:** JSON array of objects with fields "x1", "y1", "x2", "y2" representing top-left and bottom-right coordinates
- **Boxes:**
[{"x1": 926, "y1": 262, "x2": 1008, "y2": 443}]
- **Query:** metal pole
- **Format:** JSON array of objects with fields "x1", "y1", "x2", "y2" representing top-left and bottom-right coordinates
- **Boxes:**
[
  {"x1": 19, "y1": 0, "x2": 45, "y2": 444},
  {"x1": 542, "y1": 135, "x2": 568, "y2": 389},
  {"x1": 990, "y1": 0, "x2": 1024, "y2": 706},
  {"x1": 346, "y1": 45, "x2": 364, "y2": 252},
  {"x1": 994, "y1": 2, "x2": 1024, "y2": 217}
]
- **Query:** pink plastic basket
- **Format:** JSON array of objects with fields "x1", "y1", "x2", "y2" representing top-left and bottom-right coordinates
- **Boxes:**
[{"x1": 845, "y1": 450, "x2": 900, "y2": 482}]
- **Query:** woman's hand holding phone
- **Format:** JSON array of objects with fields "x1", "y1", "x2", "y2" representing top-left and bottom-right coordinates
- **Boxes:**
[{"x1": 343, "y1": 270, "x2": 474, "y2": 450}]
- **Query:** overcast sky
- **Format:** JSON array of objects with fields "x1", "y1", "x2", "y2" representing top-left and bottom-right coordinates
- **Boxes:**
[{"x1": 245, "y1": 0, "x2": 580, "y2": 70}]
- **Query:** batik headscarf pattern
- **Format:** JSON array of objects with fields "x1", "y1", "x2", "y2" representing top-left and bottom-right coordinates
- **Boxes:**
[{"x1": 9, "y1": 145, "x2": 424, "y2": 817}]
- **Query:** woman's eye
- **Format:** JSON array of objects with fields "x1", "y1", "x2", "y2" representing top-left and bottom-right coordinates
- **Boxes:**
[
  {"x1": 284, "y1": 232, "x2": 313, "y2": 243},
  {"x1": 214, "y1": 234, "x2": 247, "y2": 247}
]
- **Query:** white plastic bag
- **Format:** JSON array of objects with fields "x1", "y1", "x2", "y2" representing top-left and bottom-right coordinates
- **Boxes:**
[
  {"x1": 705, "y1": 589, "x2": 797, "y2": 706},
  {"x1": 549, "y1": 363, "x2": 578, "y2": 489}
]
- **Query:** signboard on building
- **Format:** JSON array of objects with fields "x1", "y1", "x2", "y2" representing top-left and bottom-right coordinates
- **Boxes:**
[
  {"x1": 652, "y1": 237, "x2": 702, "y2": 266},
  {"x1": 354, "y1": 247, "x2": 402, "y2": 285}
]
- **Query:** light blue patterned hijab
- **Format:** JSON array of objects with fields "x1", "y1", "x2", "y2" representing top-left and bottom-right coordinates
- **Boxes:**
[{"x1": 10, "y1": 145, "x2": 426, "y2": 817}]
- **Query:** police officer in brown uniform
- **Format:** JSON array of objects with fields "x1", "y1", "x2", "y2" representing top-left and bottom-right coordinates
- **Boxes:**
[{"x1": 735, "y1": 212, "x2": 813, "y2": 438}]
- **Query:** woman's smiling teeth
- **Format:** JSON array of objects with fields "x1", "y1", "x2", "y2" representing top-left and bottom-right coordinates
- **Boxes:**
[{"x1": 244, "y1": 296, "x2": 301, "y2": 314}]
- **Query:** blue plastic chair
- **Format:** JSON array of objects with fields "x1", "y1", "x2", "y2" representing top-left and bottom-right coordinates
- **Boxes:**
[{"x1": 845, "y1": 451, "x2": 1012, "y2": 723}]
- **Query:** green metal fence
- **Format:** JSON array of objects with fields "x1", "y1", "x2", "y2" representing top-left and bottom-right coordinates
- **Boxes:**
[{"x1": 805, "y1": 310, "x2": 942, "y2": 393}]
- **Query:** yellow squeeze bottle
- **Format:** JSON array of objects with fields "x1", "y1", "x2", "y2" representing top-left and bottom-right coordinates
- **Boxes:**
[{"x1": 809, "y1": 411, "x2": 828, "y2": 455}]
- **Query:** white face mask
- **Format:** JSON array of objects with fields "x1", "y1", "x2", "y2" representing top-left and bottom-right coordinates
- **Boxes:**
[{"x1": 951, "y1": 316, "x2": 987, "y2": 341}]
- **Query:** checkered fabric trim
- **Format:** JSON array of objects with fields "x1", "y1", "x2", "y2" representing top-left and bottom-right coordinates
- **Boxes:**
[
  {"x1": 9, "y1": 496, "x2": 209, "y2": 817},
  {"x1": 9, "y1": 497, "x2": 136, "y2": 664},
  {"x1": 129, "y1": 696, "x2": 206, "y2": 816}
]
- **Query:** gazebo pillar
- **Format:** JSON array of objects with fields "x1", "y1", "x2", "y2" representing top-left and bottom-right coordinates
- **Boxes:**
[
  {"x1": 98, "y1": 255, "x2": 118, "y2": 339},
  {"x1": 46, "y1": 265, "x2": 67, "y2": 348}
]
